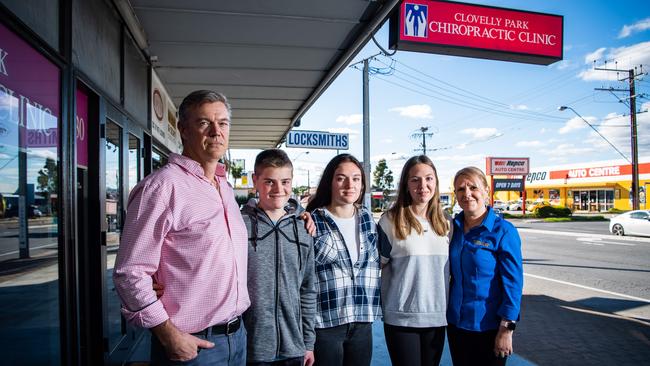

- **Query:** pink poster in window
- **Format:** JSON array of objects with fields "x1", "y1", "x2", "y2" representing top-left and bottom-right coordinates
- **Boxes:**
[
  {"x1": 76, "y1": 87, "x2": 88, "y2": 167},
  {"x1": 0, "y1": 21, "x2": 60, "y2": 150}
]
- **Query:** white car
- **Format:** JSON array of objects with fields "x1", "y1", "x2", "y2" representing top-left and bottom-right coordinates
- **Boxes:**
[
  {"x1": 508, "y1": 199, "x2": 523, "y2": 211},
  {"x1": 492, "y1": 200, "x2": 509, "y2": 211},
  {"x1": 609, "y1": 210, "x2": 650, "y2": 237}
]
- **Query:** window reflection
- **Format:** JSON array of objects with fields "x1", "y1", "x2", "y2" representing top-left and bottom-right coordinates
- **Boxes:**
[
  {"x1": 128, "y1": 134, "x2": 140, "y2": 195},
  {"x1": 105, "y1": 121, "x2": 122, "y2": 351},
  {"x1": 152, "y1": 147, "x2": 168, "y2": 171},
  {"x1": 0, "y1": 78, "x2": 60, "y2": 364}
]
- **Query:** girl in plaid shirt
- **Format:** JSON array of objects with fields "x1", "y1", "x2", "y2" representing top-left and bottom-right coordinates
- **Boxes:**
[{"x1": 306, "y1": 154, "x2": 381, "y2": 366}]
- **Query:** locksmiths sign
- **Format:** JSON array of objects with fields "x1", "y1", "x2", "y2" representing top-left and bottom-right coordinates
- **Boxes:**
[
  {"x1": 486, "y1": 157, "x2": 530, "y2": 175},
  {"x1": 287, "y1": 130, "x2": 349, "y2": 150},
  {"x1": 389, "y1": 0, "x2": 563, "y2": 65}
]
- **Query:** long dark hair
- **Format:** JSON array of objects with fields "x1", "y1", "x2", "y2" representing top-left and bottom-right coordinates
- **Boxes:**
[
  {"x1": 306, "y1": 154, "x2": 366, "y2": 212},
  {"x1": 387, "y1": 155, "x2": 448, "y2": 239}
]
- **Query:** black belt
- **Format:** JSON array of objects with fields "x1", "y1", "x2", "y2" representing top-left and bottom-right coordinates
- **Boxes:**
[{"x1": 192, "y1": 316, "x2": 241, "y2": 337}]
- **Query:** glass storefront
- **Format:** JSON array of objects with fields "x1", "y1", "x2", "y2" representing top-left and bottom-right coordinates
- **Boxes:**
[
  {"x1": 0, "y1": 21, "x2": 61, "y2": 365},
  {"x1": 570, "y1": 189, "x2": 614, "y2": 212}
]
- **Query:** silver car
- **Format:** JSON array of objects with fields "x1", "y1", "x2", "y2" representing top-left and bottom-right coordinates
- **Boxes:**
[{"x1": 609, "y1": 210, "x2": 650, "y2": 237}]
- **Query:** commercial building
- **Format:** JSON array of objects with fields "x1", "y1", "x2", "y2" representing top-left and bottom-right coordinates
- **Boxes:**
[
  {"x1": 494, "y1": 157, "x2": 650, "y2": 212},
  {"x1": 0, "y1": 1, "x2": 398, "y2": 364}
]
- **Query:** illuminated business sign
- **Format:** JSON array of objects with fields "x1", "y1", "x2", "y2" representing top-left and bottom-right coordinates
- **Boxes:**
[
  {"x1": 486, "y1": 157, "x2": 530, "y2": 175},
  {"x1": 287, "y1": 130, "x2": 349, "y2": 150},
  {"x1": 389, "y1": 0, "x2": 563, "y2": 65},
  {"x1": 550, "y1": 163, "x2": 650, "y2": 180}
]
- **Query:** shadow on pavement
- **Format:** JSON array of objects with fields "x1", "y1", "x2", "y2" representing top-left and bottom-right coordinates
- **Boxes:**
[{"x1": 518, "y1": 294, "x2": 650, "y2": 366}]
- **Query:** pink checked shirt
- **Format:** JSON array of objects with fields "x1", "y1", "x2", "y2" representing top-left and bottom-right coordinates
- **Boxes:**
[{"x1": 113, "y1": 153, "x2": 250, "y2": 333}]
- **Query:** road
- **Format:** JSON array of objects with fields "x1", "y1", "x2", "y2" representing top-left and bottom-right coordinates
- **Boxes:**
[{"x1": 510, "y1": 219, "x2": 650, "y2": 365}]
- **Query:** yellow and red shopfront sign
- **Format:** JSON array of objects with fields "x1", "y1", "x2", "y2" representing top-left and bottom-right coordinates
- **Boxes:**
[
  {"x1": 550, "y1": 163, "x2": 650, "y2": 180},
  {"x1": 389, "y1": 0, "x2": 563, "y2": 65}
]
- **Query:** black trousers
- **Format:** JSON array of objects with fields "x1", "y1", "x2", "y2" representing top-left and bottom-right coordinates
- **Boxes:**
[
  {"x1": 383, "y1": 323, "x2": 445, "y2": 366},
  {"x1": 248, "y1": 357, "x2": 304, "y2": 366},
  {"x1": 314, "y1": 322, "x2": 373, "y2": 366},
  {"x1": 447, "y1": 324, "x2": 507, "y2": 366}
]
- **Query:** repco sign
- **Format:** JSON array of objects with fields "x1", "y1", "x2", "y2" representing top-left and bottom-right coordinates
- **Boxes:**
[{"x1": 486, "y1": 157, "x2": 530, "y2": 175}]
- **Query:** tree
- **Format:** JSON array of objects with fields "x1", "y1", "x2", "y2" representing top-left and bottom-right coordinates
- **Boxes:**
[
  {"x1": 372, "y1": 159, "x2": 394, "y2": 209},
  {"x1": 230, "y1": 165, "x2": 243, "y2": 187},
  {"x1": 37, "y1": 157, "x2": 58, "y2": 214}
]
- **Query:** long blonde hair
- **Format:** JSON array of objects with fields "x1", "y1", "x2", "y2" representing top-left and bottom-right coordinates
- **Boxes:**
[{"x1": 388, "y1": 155, "x2": 449, "y2": 240}]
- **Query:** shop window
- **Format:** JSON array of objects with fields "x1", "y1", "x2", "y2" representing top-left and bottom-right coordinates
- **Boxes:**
[
  {"x1": 152, "y1": 147, "x2": 168, "y2": 171},
  {"x1": 0, "y1": 21, "x2": 61, "y2": 365},
  {"x1": 128, "y1": 134, "x2": 140, "y2": 195},
  {"x1": 105, "y1": 120, "x2": 123, "y2": 351}
]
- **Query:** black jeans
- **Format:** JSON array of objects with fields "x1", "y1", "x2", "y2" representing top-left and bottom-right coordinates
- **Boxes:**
[
  {"x1": 383, "y1": 323, "x2": 445, "y2": 366},
  {"x1": 447, "y1": 324, "x2": 507, "y2": 366},
  {"x1": 314, "y1": 322, "x2": 373, "y2": 366},
  {"x1": 247, "y1": 356, "x2": 304, "y2": 366}
]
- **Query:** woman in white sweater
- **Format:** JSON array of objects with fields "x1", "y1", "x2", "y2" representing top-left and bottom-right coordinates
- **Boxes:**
[{"x1": 378, "y1": 155, "x2": 451, "y2": 366}]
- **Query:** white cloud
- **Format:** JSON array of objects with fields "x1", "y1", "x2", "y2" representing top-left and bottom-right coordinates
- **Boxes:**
[
  {"x1": 554, "y1": 60, "x2": 573, "y2": 70},
  {"x1": 540, "y1": 128, "x2": 547, "y2": 134},
  {"x1": 380, "y1": 138, "x2": 393, "y2": 144},
  {"x1": 335, "y1": 114, "x2": 362, "y2": 125},
  {"x1": 389, "y1": 104, "x2": 433, "y2": 119},
  {"x1": 579, "y1": 41, "x2": 650, "y2": 81},
  {"x1": 595, "y1": 103, "x2": 650, "y2": 157},
  {"x1": 327, "y1": 127, "x2": 360, "y2": 140},
  {"x1": 618, "y1": 17, "x2": 650, "y2": 38},
  {"x1": 460, "y1": 127, "x2": 498, "y2": 139},
  {"x1": 558, "y1": 116, "x2": 595, "y2": 134},
  {"x1": 515, "y1": 140, "x2": 543, "y2": 148},
  {"x1": 509, "y1": 104, "x2": 529, "y2": 110},
  {"x1": 584, "y1": 47, "x2": 607, "y2": 64},
  {"x1": 542, "y1": 143, "x2": 595, "y2": 162},
  {"x1": 326, "y1": 127, "x2": 359, "y2": 135}
]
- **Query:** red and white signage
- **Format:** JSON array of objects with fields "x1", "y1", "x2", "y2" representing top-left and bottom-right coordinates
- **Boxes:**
[
  {"x1": 550, "y1": 163, "x2": 650, "y2": 180},
  {"x1": 486, "y1": 157, "x2": 530, "y2": 175},
  {"x1": 389, "y1": 0, "x2": 563, "y2": 65}
]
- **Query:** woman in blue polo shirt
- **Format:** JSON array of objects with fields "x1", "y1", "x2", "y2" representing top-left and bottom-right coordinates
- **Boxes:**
[{"x1": 447, "y1": 166, "x2": 523, "y2": 366}]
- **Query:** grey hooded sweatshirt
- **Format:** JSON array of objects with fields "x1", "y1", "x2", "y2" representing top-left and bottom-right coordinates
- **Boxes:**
[{"x1": 241, "y1": 198, "x2": 316, "y2": 362}]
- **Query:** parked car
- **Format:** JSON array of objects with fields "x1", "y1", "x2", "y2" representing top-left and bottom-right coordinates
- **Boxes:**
[
  {"x1": 443, "y1": 203, "x2": 463, "y2": 217},
  {"x1": 492, "y1": 200, "x2": 509, "y2": 211},
  {"x1": 508, "y1": 199, "x2": 526, "y2": 211},
  {"x1": 609, "y1": 210, "x2": 650, "y2": 237}
]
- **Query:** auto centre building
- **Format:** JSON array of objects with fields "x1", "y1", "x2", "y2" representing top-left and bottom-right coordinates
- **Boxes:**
[
  {"x1": 0, "y1": 1, "x2": 399, "y2": 365},
  {"x1": 515, "y1": 157, "x2": 650, "y2": 212}
]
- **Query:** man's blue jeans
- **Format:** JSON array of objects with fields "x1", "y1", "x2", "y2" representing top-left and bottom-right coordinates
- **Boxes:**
[{"x1": 150, "y1": 324, "x2": 247, "y2": 366}]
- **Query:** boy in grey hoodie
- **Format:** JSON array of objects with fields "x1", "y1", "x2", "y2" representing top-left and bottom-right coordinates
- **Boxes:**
[{"x1": 241, "y1": 149, "x2": 316, "y2": 366}]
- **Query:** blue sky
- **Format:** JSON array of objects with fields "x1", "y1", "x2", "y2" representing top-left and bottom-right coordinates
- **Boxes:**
[{"x1": 231, "y1": 0, "x2": 650, "y2": 193}]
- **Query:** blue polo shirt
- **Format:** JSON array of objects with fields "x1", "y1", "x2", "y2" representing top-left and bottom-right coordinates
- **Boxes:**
[{"x1": 447, "y1": 207, "x2": 523, "y2": 332}]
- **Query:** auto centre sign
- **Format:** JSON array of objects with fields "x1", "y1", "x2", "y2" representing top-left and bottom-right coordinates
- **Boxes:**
[
  {"x1": 389, "y1": 0, "x2": 563, "y2": 65},
  {"x1": 486, "y1": 157, "x2": 530, "y2": 175},
  {"x1": 286, "y1": 130, "x2": 349, "y2": 150}
]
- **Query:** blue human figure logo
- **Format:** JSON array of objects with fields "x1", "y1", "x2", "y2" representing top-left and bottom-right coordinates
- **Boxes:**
[{"x1": 404, "y1": 4, "x2": 427, "y2": 38}]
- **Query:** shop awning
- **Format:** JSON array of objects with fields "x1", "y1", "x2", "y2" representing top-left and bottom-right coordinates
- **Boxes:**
[{"x1": 126, "y1": 0, "x2": 399, "y2": 149}]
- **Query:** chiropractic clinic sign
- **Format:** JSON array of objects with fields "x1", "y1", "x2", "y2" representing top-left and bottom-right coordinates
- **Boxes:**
[
  {"x1": 389, "y1": 0, "x2": 563, "y2": 65},
  {"x1": 486, "y1": 157, "x2": 530, "y2": 175}
]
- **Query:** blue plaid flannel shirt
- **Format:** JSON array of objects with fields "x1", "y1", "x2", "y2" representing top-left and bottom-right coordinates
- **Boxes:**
[{"x1": 311, "y1": 206, "x2": 382, "y2": 328}]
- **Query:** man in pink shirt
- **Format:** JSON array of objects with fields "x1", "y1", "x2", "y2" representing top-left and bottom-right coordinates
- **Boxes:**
[{"x1": 113, "y1": 90, "x2": 250, "y2": 365}]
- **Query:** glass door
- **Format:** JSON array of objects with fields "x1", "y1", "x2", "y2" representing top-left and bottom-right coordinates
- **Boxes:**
[{"x1": 104, "y1": 120, "x2": 123, "y2": 353}]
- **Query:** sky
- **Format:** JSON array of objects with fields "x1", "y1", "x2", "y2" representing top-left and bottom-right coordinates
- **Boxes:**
[{"x1": 231, "y1": 0, "x2": 650, "y2": 194}]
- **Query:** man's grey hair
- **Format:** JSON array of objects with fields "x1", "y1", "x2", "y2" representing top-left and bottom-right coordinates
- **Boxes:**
[{"x1": 178, "y1": 90, "x2": 232, "y2": 125}]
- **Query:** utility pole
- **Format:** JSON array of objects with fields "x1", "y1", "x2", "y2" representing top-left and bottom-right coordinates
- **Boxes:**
[
  {"x1": 594, "y1": 65, "x2": 644, "y2": 210},
  {"x1": 411, "y1": 126, "x2": 435, "y2": 155},
  {"x1": 362, "y1": 58, "x2": 371, "y2": 208}
]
